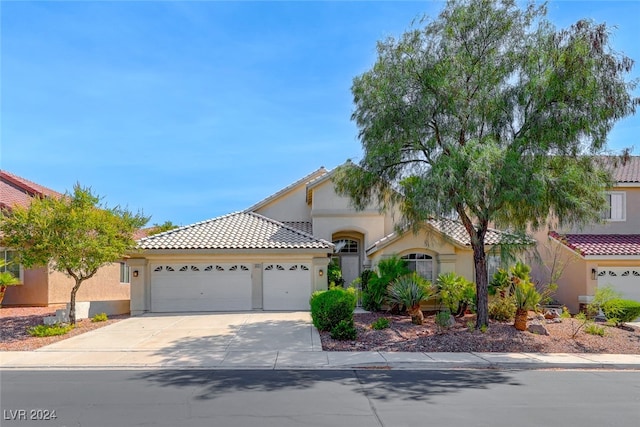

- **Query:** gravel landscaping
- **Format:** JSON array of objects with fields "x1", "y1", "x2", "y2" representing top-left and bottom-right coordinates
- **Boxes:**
[
  {"x1": 320, "y1": 312, "x2": 640, "y2": 354},
  {"x1": 0, "y1": 306, "x2": 128, "y2": 351}
]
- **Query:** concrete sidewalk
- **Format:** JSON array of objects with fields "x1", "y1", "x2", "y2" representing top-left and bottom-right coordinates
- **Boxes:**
[{"x1": 2, "y1": 350, "x2": 640, "y2": 370}]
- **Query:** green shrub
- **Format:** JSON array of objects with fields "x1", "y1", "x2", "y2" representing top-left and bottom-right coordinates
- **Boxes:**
[
  {"x1": 28, "y1": 324, "x2": 73, "y2": 337},
  {"x1": 327, "y1": 259, "x2": 344, "y2": 288},
  {"x1": 371, "y1": 317, "x2": 390, "y2": 330},
  {"x1": 91, "y1": 313, "x2": 108, "y2": 322},
  {"x1": 488, "y1": 296, "x2": 516, "y2": 321},
  {"x1": 435, "y1": 311, "x2": 453, "y2": 329},
  {"x1": 560, "y1": 306, "x2": 572, "y2": 319},
  {"x1": 601, "y1": 299, "x2": 640, "y2": 325},
  {"x1": 331, "y1": 319, "x2": 357, "y2": 340},
  {"x1": 584, "y1": 323, "x2": 606, "y2": 336},
  {"x1": 362, "y1": 256, "x2": 411, "y2": 311},
  {"x1": 436, "y1": 272, "x2": 476, "y2": 315},
  {"x1": 310, "y1": 287, "x2": 356, "y2": 332}
]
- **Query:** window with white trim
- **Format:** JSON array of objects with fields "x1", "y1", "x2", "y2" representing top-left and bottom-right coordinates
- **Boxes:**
[
  {"x1": 401, "y1": 253, "x2": 433, "y2": 281},
  {"x1": 119, "y1": 262, "x2": 130, "y2": 283},
  {"x1": 601, "y1": 192, "x2": 626, "y2": 221},
  {"x1": 1, "y1": 249, "x2": 23, "y2": 283}
]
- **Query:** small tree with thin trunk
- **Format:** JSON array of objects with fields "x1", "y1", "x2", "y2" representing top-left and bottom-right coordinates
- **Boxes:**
[
  {"x1": 334, "y1": 0, "x2": 638, "y2": 328},
  {"x1": 0, "y1": 184, "x2": 148, "y2": 324}
]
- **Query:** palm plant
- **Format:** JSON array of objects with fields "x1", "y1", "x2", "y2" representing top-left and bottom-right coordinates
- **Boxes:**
[
  {"x1": 387, "y1": 273, "x2": 433, "y2": 325},
  {"x1": 513, "y1": 281, "x2": 541, "y2": 331}
]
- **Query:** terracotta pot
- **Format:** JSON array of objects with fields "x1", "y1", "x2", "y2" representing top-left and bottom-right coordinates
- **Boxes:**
[{"x1": 514, "y1": 308, "x2": 528, "y2": 331}]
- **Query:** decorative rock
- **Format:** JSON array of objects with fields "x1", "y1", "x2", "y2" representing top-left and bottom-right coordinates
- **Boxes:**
[
  {"x1": 527, "y1": 323, "x2": 549, "y2": 335},
  {"x1": 544, "y1": 310, "x2": 559, "y2": 319}
]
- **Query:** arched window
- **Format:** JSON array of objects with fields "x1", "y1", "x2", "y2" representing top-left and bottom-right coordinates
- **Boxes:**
[
  {"x1": 401, "y1": 253, "x2": 433, "y2": 280},
  {"x1": 333, "y1": 239, "x2": 359, "y2": 254}
]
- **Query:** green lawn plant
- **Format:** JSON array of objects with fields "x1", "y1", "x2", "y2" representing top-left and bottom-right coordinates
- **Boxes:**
[
  {"x1": 28, "y1": 324, "x2": 73, "y2": 337},
  {"x1": 91, "y1": 313, "x2": 108, "y2": 322},
  {"x1": 371, "y1": 317, "x2": 390, "y2": 330}
]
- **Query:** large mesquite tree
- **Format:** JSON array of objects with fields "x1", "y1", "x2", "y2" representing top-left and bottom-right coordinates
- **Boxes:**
[
  {"x1": 334, "y1": 0, "x2": 638, "y2": 328},
  {"x1": 1, "y1": 185, "x2": 148, "y2": 324}
]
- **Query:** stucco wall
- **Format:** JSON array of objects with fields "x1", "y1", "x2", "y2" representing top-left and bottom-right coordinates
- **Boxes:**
[
  {"x1": 560, "y1": 186, "x2": 640, "y2": 234},
  {"x1": 253, "y1": 184, "x2": 312, "y2": 222},
  {"x1": 47, "y1": 262, "x2": 130, "y2": 304},
  {"x1": 2, "y1": 266, "x2": 49, "y2": 306}
]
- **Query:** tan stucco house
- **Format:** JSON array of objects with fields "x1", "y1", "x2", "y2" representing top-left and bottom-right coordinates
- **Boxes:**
[
  {"x1": 129, "y1": 167, "x2": 525, "y2": 314},
  {"x1": 531, "y1": 157, "x2": 640, "y2": 313},
  {"x1": 0, "y1": 170, "x2": 130, "y2": 315}
]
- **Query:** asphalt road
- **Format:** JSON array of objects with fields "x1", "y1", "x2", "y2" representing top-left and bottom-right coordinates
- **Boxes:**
[{"x1": 1, "y1": 369, "x2": 639, "y2": 427}]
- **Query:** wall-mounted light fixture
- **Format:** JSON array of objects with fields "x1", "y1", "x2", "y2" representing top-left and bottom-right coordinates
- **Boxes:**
[
  {"x1": 591, "y1": 268, "x2": 597, "y2": 280},
  {"x1": 319, "y1": 269, "x2": 324, "y2": 277},
  {"x1": 133, "y1": 270, "x2": 139, "y2": 278}
]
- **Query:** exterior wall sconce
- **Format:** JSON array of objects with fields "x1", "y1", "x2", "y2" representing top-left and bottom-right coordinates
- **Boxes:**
[
  {"x1": 133, "y1": 270, "x2": 139, "y2": 278},
  {"x1": 319, "y1": 269, "x2": 324, "y2": 277},
  {"x1": 591, "y1": 268, "x2": 597, "y2": 280}
]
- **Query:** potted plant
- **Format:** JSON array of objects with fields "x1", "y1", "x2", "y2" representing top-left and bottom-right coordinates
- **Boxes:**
[
  {"x1": 513, "y1": 281, "x2": 541, "y2": 331},
  {"x1": 0, "y1": 260, "x2": 21, "y2": 306}
]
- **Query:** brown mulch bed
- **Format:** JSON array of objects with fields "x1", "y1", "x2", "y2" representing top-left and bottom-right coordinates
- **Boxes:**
[
  {"x1": 320, "y1": 312, "x2": 640, "y2": 354},
  {"x1": 1, "y1": 306, "x2": 128, "y2": 351}
]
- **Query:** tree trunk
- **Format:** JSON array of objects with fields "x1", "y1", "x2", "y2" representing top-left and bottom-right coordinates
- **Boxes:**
[
  {"x1": 472, "y1": 242, "x2": 489, "y2": 329},
  {"x1": 69, "y1": 278, "x2": 83, "y2": 326}
]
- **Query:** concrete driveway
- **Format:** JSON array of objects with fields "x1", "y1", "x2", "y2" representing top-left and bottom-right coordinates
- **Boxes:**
[{"x1": 2, "y1": 312, "x2": 322, "y2": 368}]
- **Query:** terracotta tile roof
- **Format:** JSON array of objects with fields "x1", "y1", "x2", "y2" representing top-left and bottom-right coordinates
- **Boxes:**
[
  {"x1": 549, "y1": 232, "x2": 640, "y2": 256},
  {"x1": 367, "y1": 218, "x2": 533, "y2": 253},
  {"x1": 0, "y1": 170, "x2": 63, "y2": 210},
  {"x1": 137, "y1": 212, "x2": 332, "y2": 251},
  {"x1": 244, "y1": 167, "x2": 328, "y2": 212},
  {"x1": 610, "y1": 156, "x2": 640, "y2": 183}
]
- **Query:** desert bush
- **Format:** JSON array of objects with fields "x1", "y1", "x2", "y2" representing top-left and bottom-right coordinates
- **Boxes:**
[
  {"x1": 91, "y1": 313, "x2": 108, "y2": 322},
  {"x1": 310, "y1": 287, "x2": 356, "y2": 332},
  {"x1": 601, "y1": 299, "x2": 640, "y2": 325},
  {"x1": 371, "y1": 317, "x2": 390, "y2": 330},
  {"x1": 331, "y1": 319, "x2": 357, "y2": 340},
  {"x1": 327, "y1": 259, "x2": 345, "y2": 288},
  {"x1": 28, "y1": 324, "x2": 73, "y2": 337},
  {"x1": 488, "y1": 296, "x2": 516, "y2": 321},
  {"x1": 435, "y1": 311, "x2": 453, "y2": 330}
]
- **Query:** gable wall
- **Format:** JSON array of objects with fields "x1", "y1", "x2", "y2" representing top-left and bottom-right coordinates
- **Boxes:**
[{"x1": 253, "y1": 184, "x2": 312, "y2": 222}]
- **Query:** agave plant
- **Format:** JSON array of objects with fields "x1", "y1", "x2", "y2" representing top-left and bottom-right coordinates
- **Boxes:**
[{"x1": 387, "y1": 273, "x2": 433, "y2": 325}]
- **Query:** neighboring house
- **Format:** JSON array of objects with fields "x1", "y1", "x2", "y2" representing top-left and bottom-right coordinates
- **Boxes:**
[
  {"x1": 531, "y1": 157, "x2": 640, "y2": 313},
  {"x1": 129, "y1": 167, "x2": 526, "y2": 314},
  {"x1": 0, "y1": 170, "x2": 130, "y2": 315}
]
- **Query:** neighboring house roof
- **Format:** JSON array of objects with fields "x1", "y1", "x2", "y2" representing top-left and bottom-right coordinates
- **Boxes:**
[
  {"x1": 609, "y1": 156, "x2": 640, "y2": 183},
  {"x1": 0, "y1": 170, "x2": 63, "y2": 210},
  {"x1": 367, "y1": 218, "x2": 533, "y2": 254},
  {"x1": 549, "y1": 231, "x2": 640, "y2": 257},
  {"x1": 244, "y1": 167, "x2": 328, "y2": 213},
  {"x1": 137, "y1": 212, "x2": 333, "y2": 251}
]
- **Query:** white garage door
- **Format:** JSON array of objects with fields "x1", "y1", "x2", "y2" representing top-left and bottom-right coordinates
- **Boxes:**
[
  {"x1": 597, "y1": 267, "x2": 640, "y2": 302},
  {"x1": 263, "y1": 263, "x2": 312, "y2": 310},
  {"x1": 151, "y1": 263, "x2": 252, "y2": 312}
]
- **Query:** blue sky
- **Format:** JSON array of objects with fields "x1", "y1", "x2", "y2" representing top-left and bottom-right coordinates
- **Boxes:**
[{"x1": 2, "y1": 1, "x2": 639, "y2": 227}]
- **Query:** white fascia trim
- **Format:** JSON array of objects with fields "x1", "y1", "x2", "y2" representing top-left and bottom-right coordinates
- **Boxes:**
[{"x1": 583, "y1": 255, "x2": 640, "y2": 261}]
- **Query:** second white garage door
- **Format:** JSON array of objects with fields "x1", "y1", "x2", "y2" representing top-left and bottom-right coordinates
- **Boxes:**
[
  {"x1": 151, "y1": 263, "x2": 252, "y2": 312},
  {"x1": 263, "y1": 263, "x2": 312, "y2": 310},
  {"x1": 597, "y1": 267, "x2": 640, "y2": 302}
]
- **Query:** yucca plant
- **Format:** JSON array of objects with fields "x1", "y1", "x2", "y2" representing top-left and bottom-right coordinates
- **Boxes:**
[{"x1": 387, "y1": 273, "x2": 433, "y2": 325}]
